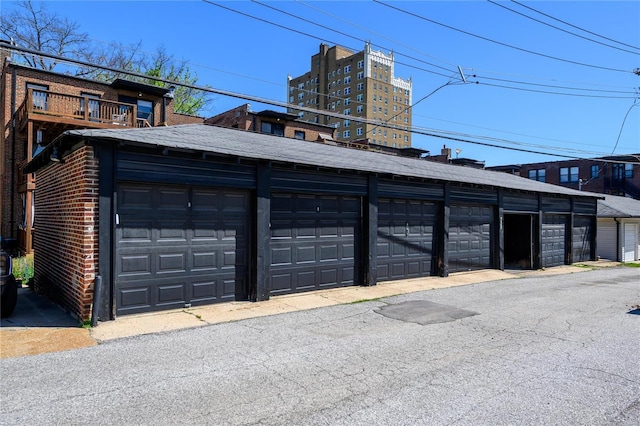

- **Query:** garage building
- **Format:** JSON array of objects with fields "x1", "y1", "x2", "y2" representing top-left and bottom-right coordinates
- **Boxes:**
[{"x1": 25, "y1": 124, "x2": 600, "y2": 321}]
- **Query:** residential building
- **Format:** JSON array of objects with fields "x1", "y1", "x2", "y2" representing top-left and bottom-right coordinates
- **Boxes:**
[
  {"x1": 489, "y1": 155, "x2": 640, "y2": 199},
  {"x1": 287, "y1": 43, "x2": 413, "y2": 148},
  {"x1": 0, "y1": 55, "x2": 203, "y2": 253},
  {"x1": 204, "y1": 103, "x2": 336, "y2": 143},
  {"x1": 25, "y1": 124, "x2": 598, "y2": 321}
]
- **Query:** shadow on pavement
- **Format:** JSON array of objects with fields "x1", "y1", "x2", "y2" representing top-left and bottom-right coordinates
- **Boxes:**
[{"x1": 1, "y1": 287, "x2": 79, "y2": 328}]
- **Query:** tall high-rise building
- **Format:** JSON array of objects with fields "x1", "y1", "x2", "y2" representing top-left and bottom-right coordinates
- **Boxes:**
[{"x1": 287, "y1": 43, "x2": 413, "y2": 148}]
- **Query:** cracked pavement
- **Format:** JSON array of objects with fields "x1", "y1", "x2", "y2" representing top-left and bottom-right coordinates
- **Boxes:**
[{"x1": 1, "y1": 266, "x2": 639, "y2": 425}]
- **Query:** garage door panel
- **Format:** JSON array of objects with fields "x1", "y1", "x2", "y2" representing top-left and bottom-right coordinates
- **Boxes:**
[
  {"x1": 116, "y1": 183, "x2": 249, "y2": 315},
  {"x1": 542, "y1": 215, "x2": 567, "y2": 267},
  {"x1": 192, "y1": 280, "x2": 216, "y2": 301},
  {"x1": 157, "y1": 252, "x2": 186, "y2": 274},
  {"x1": 157, "y1": 283, "x2": 186, "y2": 306},
  {"x1": 296, "y1": 245, "x2": 316, "y2": 263},
  {"x1": 192, "y1": 251, "x2": 217, "y2": 270},
  {"x1": 120, "y1": 220, "x2": 153, "y2": 242},
  {"x1": 270, "y1": 193, "x2": 360, "y2": 295},
  {"x1": 448, "y1": 203, "x2": 493, "y2": 273},
  {"x1": 573, "y1": 216, "x2": 592, "y2": 262},
  {"x1": 119, "y1": 287, "x2": 151, "y2": 311},
  {"x1": 377, "y1": 198, "x2": 438, "y2": 281}
]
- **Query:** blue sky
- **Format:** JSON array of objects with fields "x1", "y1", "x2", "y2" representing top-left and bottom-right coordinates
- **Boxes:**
[{"x1": 4, "y1": 1, "x2": 639, "y2": 166}]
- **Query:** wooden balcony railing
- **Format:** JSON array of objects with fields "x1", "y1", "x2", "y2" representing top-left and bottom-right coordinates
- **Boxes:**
[{"x1": 17, "y1": 89, "x2": 139, "y2": 129}]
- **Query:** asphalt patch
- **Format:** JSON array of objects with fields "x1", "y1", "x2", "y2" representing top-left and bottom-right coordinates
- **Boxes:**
[{"x1": 375, "y1": 300, "x2": 479, "y2": 325}]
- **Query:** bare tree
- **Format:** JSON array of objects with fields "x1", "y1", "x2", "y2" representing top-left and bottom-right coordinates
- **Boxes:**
[
  {"x1": 1, "y1": 1, "x2": 209, "y2": 116},
  {"x1": 0, "y1": 0, "x2": 88, "y2": 70}
]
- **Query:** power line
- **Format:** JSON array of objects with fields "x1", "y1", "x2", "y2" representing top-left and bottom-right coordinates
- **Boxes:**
[
  {"x1": 294, "y1": 0, "x2": 459, "y2": 69},
  {"x1": 205, "y1": 0, "x2": 637, "y2": 100},
  {"x1": 487, "y1": 0, "x2": 640, "y2": 55},
  {"x1": 511, "y1": 0, "x2": 640, "y2": 52},
  {"x1": 373, "y1": 0, "x2": 633, "y2": 74},
  {"x1": 470, "y1": 74, "x2": 637, "y2": 96},
  {"x1": 2, "y1": 42, "x2": 633, "y2": 162},
  {"x1": 471, "y1": 80, "x2": 637, "y2": 99},
  {"x1": 208, "y1": 0, "x2": 458, "y2": 80},
  {"x1": 611, "y1": 99, "x2": 640, "y2": 154}
]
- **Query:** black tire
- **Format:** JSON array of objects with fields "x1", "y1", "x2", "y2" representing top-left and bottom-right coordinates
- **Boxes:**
[{"x1": 1, "y1": 275, "x2": 18, "y2": 318}]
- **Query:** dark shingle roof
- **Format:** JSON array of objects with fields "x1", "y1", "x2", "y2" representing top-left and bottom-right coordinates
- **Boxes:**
[
  {"x1": 597, "y1": 194, "x2": 640, "y2": 218},
  {"x1": 60, "y1": 124, "x2": 599, "y2": 199}
]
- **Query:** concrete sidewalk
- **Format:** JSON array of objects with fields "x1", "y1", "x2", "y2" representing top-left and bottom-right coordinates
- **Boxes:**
[{"x1": 0, "y1": 260, "x2": 621, "y2": 358}]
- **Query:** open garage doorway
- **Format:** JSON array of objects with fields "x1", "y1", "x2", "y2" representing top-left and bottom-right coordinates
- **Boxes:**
[{"x1": 504, "y1": 214, "x2": 535, "y2": 269}]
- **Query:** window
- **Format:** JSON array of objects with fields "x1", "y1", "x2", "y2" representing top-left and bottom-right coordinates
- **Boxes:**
[
  {"x1": 357, "y1": 71, "x2": 364, "y2": 80},
  {"x1": 559, "y1": 167, "x2": 578, "y2": 183},
  {"x1": 298, "y1": 83, "x2": 304, "y2": 90},
  {"x1": 357, "y1": 60, "x2": 364, "y2": 69},
  {"x1": 27, "y1": 83, "x2": 49, "y2": 110},
  {"x1": 373, "y1": 95, "x2": 377, "y2": 102},
  {"x1": 344, "y1": 119, "x2": 350, "y2": 127},
  {"x1": 404, "y1": 135, "x2": 409, "y2": 142},
  {"x1": 344, "y1": 87, "x2": 351, "y2": 95},
  {"x1": 261, "y1": 121, "x2": 284, "y2": 136},
  {"x1": 298, "y1": 93, "x2": 304, "y2": 100},
  {"x1": 356, "y1": 94, "x2": 364, "y2": 102},
  {"x1": 344, "y1": 65, "x2": 351, "y2": 73},
  {"x1": 613, "y1": 163, "x2": 633, "y2": 180},
  {"x1": 80, "y1": 91, "x2": 100, "y2": 120},
  {"x1": 344, "y1": 76, "x2": 351, "y2": 84},
  {"x1": 344, "y1": 108, "x2": 351, "y2": 115},
  {"x1": 357, "y1": 83, "x2": 364, "y2": 91},
  {"x1": 294, "y1": 130, "x2": 305, "y2": 140},
  {"x1": 344, "y1": 98, "x2": 350, "y2": 106},
  {"x1": 119, "y1": 96, "x2": 153, "y2": 125},
  {"x1": 357, "y1": 128, "x2": 363, "y2": 136},
  {"x1": 528, "y1": 169, "x2": 546, "y2": 182},
  {"x1": 343, "y1": 130, "x2": 350, "y2": 138},
  {"x1": 590, "y1": 165, "x2": 599, "y2": 178},
  {"x1": 356, "y1": 105, "x2": 364, "y2": 113}
]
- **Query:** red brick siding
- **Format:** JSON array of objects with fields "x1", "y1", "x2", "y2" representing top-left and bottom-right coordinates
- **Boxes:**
[
  {"x1": 32, "y1": 145, "x2": 99, "y2": 321},
  {"x1": 1, "y1": 62, "x2": 200, "y2": 248},
  {"x1": 169, "y1": 112, "x2": 204, "y2": 125}
]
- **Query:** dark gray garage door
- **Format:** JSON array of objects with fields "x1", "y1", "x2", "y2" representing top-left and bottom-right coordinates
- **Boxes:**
[
  {"x1": 115, "y1": 183, "x2": 249, "y2": 315},
  {"x1": 377, "y1": 198, "x2": 438, "y2": 281},
  {"x1": 542, "y1": 214, "x2": 568, "y2": 267},
  {"x1": 449, "y1": 204, "x2": 493, "y2": 273},
  {"x1": 270, "y1": 193, "x2": 360, "y2": 295},
  {"x1": 572, "y1": 216, "x2": 593, "y2": 262}
]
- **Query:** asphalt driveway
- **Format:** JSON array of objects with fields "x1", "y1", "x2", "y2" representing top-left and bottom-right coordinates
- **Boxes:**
[{"x1": 1, "y1": 265, "x2": 638, "y2": 425}]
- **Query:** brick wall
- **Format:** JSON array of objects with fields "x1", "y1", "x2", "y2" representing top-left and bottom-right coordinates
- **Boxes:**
[
  {"x1": 168, "y1": 112, "x2": 204, "y2": 125},
  {"x1": 32, "y1": 145, "x2": 99, "y2": 322}
]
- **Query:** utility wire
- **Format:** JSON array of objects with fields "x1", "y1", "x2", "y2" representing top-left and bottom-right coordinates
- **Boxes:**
[
  {"x1": 211, "y1": 0, "x2": 456, "y2": 79},
  {"x1": 204, "y1": 1, "x2": 637, "y2": 98},
  {"x1": 471, "y1": 80, "x2": 637, "y2": 99},
  {"x1": 611, "y1": 99, "x2": 640, "y2": 154},
  {"x1": 373, "y1": 0, "x2": 633, "y2": 74},
  {"x1": 294, "y1": 0, "x2": 459, "y2": 69},
  {"x1": 470, "y1": 74, "x2": 637, "y2": 95},
  {"x1": 2, "y1": 43, "x2": 634, "y2": 162},
  {"x1": 488, "y1": 0, "x2": 640, "y2": 55},
  {"x1": 512, "y1": 0, "x2": 640, "y2": 51}
]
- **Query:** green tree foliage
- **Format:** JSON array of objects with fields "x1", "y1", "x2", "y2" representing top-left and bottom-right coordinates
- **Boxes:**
[{"x1": 144, "y1": 47, "x2": 208, "y2": 116}]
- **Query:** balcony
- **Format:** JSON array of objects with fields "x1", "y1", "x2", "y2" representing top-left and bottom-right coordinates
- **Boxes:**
[{"x1": 16, "y1": 89, "x2": 147, "y2": 132}]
